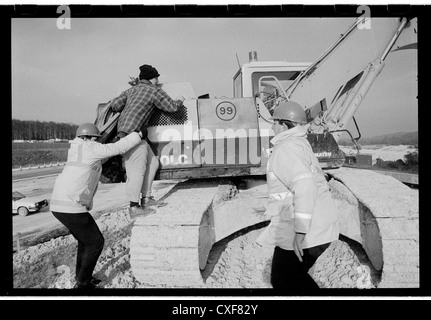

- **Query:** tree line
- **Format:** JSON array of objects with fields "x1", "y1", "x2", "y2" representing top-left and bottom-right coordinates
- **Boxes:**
[{"x1": 12, "y1": 119, "x2": 79, "y2": 141}]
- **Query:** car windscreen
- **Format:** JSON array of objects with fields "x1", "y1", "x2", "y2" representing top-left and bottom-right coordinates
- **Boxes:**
[{"x1": 12, "y1": 191, "x2": 26, "y2": 201}]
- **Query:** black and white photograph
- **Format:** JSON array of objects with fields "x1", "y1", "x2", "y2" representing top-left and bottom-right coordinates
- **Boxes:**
[{"x1": 7, "y1": 2, "x2": 424, "y2": 302}]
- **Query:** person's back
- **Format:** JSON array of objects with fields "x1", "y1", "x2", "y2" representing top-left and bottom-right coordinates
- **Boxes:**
[
  {"x1": 115, "y1": 81, "x2": 160, "y2": 134},
  {"x1": 276, "y1": 129, "x2": 332, "y2": 199},
  {"x1": 50, "y1": 128, "x2": 142, "y2": 213},
  {"x1": 51, "y1": 138, "x2": 102, "y2": 213},
  {"x1": 49, "y1": 123, "x2": 143, "y2": 289}
]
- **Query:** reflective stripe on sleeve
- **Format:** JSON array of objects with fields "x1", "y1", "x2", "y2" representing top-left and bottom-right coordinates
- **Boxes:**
[
  {"x1": 268, "y1": 191, "x2": 291, "y2": 201},
  {"x1": 294, "y1": 212, "x2": 312, "y2": 233},
  {"x1": 295, "y1": 212, "x2": 312, "y2": 220},
  {"x1": 288, "y1": 172, "x2": 314, "y2": 189}
]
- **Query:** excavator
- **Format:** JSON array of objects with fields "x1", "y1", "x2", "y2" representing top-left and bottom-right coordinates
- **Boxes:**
[{"x1": 95, "y1": 17, "x2": 418, "y2": 288}]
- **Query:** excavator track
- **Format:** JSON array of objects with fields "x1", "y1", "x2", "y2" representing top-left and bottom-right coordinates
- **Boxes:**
[
  {"x1": 327, "y1": 167, "x2": 419, "y2": 288},
  {"x1": 129, "y1": 178, "x2": 268, "y2": 287},
  {"x1": 130, "y1": 179, "x2": 220, "y2": 287},
  {"x1": 130, "y1": 168, "x2": 419, "y2": 288}
]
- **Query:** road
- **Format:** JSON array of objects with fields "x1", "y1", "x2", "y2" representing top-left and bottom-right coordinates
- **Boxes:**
[
  {"x1": 12, "y1": 181, "x2": 129, "y2": 235},
  {"x1": 12, "y1": 171, "x2": 129, "y2": 251},
  {"x1": 12, "y1": 165, "x2": 64, "y2": 181},
  {"x1": 12, "y1": 167, "x2": 180, "y2": 251}
]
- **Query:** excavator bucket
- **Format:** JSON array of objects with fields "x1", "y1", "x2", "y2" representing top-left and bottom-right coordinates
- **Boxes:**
[
  {"x1": 307, "y1": 132, "x2": 346, "y2": 168},
  {"x1": 94, "y1": 102, "x2": 124, "y2": 183},
  {"x1": 94, "y1": 102, "x2": 119, "y2": 144}
]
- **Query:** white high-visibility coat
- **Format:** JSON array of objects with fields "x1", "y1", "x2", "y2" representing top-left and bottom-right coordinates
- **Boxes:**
[
  {"x1": 50, "y1": 132, "x2": 141, "y2": 213},
  {"x1": 256, "y1": 126, "x2": 339, "y2": 250}
]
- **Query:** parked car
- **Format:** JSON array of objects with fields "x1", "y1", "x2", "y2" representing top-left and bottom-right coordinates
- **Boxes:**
[{"x1": 12, "y1": 191, "x2": 49, "y2": 216}]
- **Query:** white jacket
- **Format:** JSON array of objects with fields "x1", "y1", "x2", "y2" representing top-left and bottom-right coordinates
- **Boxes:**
[
  {"x1": 256, "y1": 126, "x2": 339, "y2": 250},
  {"x1": 50, "y1": 132, "x2": 141, "y2": 213}
]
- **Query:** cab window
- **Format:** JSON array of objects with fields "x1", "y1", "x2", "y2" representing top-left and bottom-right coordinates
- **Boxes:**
[
  {"x1": 251, "y1": 71, "x2": 301, "y2": 97},
  {"x1": 252, "y1": 71, "x2": 301, "y2": 112}
]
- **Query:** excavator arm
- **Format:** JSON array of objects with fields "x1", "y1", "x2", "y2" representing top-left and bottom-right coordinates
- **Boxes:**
[{"x1": 286, "y1": 17, "x2": 413, "y2": 142}]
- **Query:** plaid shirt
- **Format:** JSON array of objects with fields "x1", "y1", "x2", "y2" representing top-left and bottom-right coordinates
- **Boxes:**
[{"x1": 110, "y1": 79, "x2": 183, "y2": 134}]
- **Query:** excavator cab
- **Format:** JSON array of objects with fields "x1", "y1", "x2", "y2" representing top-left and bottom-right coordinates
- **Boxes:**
[{"x1": 234, "y1": 52, "x2": 346, "y2": 169}]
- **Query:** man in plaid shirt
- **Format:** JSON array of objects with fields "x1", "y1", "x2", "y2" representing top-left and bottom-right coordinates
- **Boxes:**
[{"x1": 110, "y1": 64, "x2": 185, "y2": 218}]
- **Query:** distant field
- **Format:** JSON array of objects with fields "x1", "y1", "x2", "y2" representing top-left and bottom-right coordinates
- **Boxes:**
[
  {"x1": 12, "y1": 142, "x2": 70, "y2": 150},
  {"x1": 12, "y1": 142, "x2": 70, "y2": 168}
]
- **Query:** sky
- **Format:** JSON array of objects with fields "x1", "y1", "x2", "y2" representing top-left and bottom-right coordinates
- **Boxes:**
[{"x1": 11, "y1": 16, "x2": 418, "y2": 138}]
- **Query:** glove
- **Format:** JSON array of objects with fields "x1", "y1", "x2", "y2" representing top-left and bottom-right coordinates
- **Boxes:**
[
  {"x1": 176, "y1": 95, "x2": 185, "y2": 103},
  {"x1": 252, "y1": 206, "x2": 270, "y2": 221},
  {"x1": 116, "y1": 131, "x2": 127, "y2": 139}
]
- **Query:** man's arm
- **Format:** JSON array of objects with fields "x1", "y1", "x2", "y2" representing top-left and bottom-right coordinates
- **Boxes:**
[
  {"x1": 91, "y1": 131, "x2": 142, "y2": 160},
  {"x1": 153, "y1": 88, "x2": 185, "y2": 113},
  {"x1": 110, "y1": 91, "x2": 127, "y2": 112}
]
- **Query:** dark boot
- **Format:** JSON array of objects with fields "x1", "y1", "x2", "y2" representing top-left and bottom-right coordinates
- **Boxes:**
[
  {"x1": 73, "y1": 281, "x2": 97, "y2": 290},
  {"x1": 75, "y1": 276, "x2": 101, "y2": 286},
  {"x1": 90, "y1": 276, "x2": 102, "y2": 285}
]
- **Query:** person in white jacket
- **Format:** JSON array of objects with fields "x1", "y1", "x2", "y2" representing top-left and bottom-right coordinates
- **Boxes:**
[
  {"x1": 256, "y1": 101, "x2": 339, "y2": 291},
  {"x1": 50, "y1": 123, "x2": 144, "y2": 289}
]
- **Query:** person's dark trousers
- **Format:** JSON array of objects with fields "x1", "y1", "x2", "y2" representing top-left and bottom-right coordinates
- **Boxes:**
[
  {"x1": 270, "y1": 243, "x2": 331, "y2": 291},
  {"x1": 52, "y1": 211, "x2": 105, "y2": 286}
]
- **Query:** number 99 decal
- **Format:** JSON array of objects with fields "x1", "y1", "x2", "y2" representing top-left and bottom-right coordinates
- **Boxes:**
[{"x1": 216, "y1": 102, "x2": 236, "y2": 121}]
